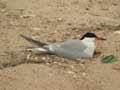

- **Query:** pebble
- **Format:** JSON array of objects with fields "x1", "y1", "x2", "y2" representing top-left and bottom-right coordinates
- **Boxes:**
[
  {"x1": 82, "y1": 72, "x2": 87, "y2": 77},
  {"x1": 114, "y1": 30, "x2": 120, "y2": 34},
  {"x1": 57, "y1": 17, "x2": 63, "y2": 21},
  {"x1": 1, "y1": 9, "x2": 6, "y2": 12},
  {"x1": 64, "y1": 31, "x2": 71, "y2": 35},
  {"x1": 41, "y1": 57, "x2": 46, "y2": 60},
  {"x1": 70, "y1": 65, "x2": 74, "y2": 69},
  {"x1": 20, "y1": 14, "x2": 36, "y2": 18},
  {"x1": 27, "y1": 54, "x2": 31, "y2": 60},
  {"x1": 34, "y1": 57, "x2": 38, "y2": 60},
  {"x1": 73, "y1": 74, "x2": 78, "y2": 79},
  {"x1": 32, "y1": 27, "x2": 41, "y2": 31},
  {"x1": 67, "y1": 71, "x2": 75, "y2": 74}
]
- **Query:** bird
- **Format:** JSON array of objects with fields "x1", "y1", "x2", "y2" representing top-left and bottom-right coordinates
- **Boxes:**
[{"x1": 20, "y1": 32, "x2": 106, "y2": 59}]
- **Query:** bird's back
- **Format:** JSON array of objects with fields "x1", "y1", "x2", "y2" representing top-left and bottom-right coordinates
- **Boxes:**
[{"x1": 48, "y1": 39, "x2": 90, "y2": 59}]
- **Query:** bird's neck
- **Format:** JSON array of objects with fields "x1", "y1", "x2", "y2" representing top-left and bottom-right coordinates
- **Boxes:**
[
  {"x1": 82, "y1": 38, "x2": 95, "y2": 44},
  {"x1": 82, "y1": 37, "x2": 95, "y2": 57}
]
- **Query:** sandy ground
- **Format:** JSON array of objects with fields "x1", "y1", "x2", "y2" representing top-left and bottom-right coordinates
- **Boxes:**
[{"x1": 0, "y1": 0, "x2": 120, "y2": 90}]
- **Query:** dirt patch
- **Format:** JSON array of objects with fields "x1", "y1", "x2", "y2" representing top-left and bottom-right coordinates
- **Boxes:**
[{"x1": 0, "y1": 0, "x2": 120, "y2": 90}]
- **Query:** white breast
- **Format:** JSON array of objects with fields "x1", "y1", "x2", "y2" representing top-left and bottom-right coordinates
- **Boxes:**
[{"x1": 82, "y1": 38, "x2": 95, "y2": 57}]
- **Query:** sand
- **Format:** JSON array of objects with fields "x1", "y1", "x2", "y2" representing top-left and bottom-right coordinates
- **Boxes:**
[{"x1": 0, "y1": 0, "x2": 120, "y2": 90}]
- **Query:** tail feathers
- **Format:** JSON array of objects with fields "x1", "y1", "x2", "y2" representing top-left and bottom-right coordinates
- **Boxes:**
[
  {"x1": 20, "y1": 34, "x2": 48, "y2": 47},
  {"x1": 28, "y1": 47, "x2": 48, "y2": 54}
]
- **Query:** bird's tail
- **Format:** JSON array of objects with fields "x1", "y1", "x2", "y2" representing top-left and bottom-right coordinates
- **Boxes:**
[{"x1": 20, "y1": 34, "x2": 48, "y2": 47}]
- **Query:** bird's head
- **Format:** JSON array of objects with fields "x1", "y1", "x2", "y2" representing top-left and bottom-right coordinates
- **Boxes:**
[{"x1": 80, "y1": 32, "x2": 106, "y2": 41}]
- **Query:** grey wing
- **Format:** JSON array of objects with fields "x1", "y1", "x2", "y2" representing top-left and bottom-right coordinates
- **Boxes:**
[
  {"x1": 48, "y1": 40, "x2": 87, "y2": 59},
  {"x1": 60, "y1": 39, "x2": 87, "y2": 51}
]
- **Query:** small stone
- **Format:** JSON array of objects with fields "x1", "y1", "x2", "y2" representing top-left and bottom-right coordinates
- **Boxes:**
[
  {"x1": 70, "y1": 65, "x2": 74, "y2": 69},
  {"x1": 65, "y1": 32, "x2": 71, "y2": 35},
  {"x1": 34, "y1": 57, "x2": 38, "y2": 60},
  {"x1": 46, "y1": 62, "x2": 50, "y2": 65},
  {"x1": 53, "y1": 61, "x2": 58, "y2": 64},
  {"x1": 85, "y1": 7, "x2": 89, "y2": 10},
  {"x1": 32, "y1": 27, "x2": 41, "y2": 31},
  {"x1": 48, "y1": 73, "x2": 53, "y2": 76},
  {"x1": 27, "y1": 54, "x2": 31, "y2": 60},
  {"x1": 67, "y1": 22, "x2": 72, "y2": 26},
  {"x1": 114, "y1": 30, "x2": 120, "y2": 34},
  {"x1": 67, "y1": 71, "x2": 75, "y2": 74},
  {"x1": 1, "y1": 9, "x2": 6, "y2": 12},
  {"x1": 57, "y1": 17, "x2": 63, "y2": 21},
  {"x1": 71, "y1": 27, "x2": 77, "y2": 30},
  {"x1": 82, "y1": 72, "x2": 87, "y2": 76},
  {"x1": 20, "y1": 14, "x2": 36, "y2": 18},
  {"x1": 73, "y1": 74, "x2": 78, "y2": 78},
  {"x1": 41, "y1": 57, "x2": 46, "y2": 60}
]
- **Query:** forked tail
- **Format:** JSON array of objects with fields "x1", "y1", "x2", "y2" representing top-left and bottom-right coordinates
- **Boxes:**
[{"x1": 20, "y1": 34, "x2": 48, "y2": 47}]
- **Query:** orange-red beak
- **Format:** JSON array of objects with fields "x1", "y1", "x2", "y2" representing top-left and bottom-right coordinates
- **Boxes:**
[{"x1": 96, "y1": 36, "x2": 106, "y2": 40}]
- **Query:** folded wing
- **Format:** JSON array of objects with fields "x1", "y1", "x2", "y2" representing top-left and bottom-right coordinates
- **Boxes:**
[{"x1": 49, "y1": 40, "x2": 87, "y2": 59}]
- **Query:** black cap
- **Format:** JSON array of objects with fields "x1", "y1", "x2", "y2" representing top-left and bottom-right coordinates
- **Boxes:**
[{"x1": 80, "y1": 32, "x2": 97, "y2": 40}]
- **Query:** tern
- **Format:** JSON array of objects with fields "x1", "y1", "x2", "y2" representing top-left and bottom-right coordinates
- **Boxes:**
[{"x1": 20, "y1": 32, "x2": 106, "y2": 59}]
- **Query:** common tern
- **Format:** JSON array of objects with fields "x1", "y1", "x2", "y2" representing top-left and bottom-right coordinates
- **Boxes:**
[{"x1": 20, "y1": 32, "x2": 106, "y2": 59}]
